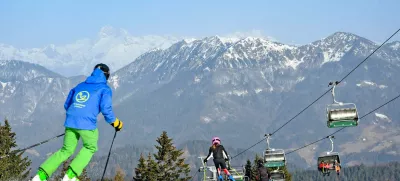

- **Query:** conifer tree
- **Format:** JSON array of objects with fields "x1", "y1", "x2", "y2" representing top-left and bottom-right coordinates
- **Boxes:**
[
  {"x1": 145, "y1": 153, "x2": 158, "y2": 181},
  {"x1": 113, "y1": 165, "x2": 125, "y2": 181},
  {"x1": 0, "y1": 119, "x2": 31, "y2": 181},
  {"x1": 282, "y1": 166, "x2": 292, "y2": 181},
  {"x1": 133, "y1": 154, "x2": 147, "y2": 181},
  {"x1": 153, "y1": 131, "x2": 191, "y2": 181},
  {"x1": 244, "y1": 159, "x2": 252, "y2": 181},
  {"x1": 251, "y1": 154, "x2": 262, "y2": 181}
]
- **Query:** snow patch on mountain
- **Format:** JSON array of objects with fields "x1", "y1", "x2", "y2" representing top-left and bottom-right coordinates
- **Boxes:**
[
  {"x1": 201, "y1": 116, "x2": 212, "y2": 123},
  {"x1": 375, "y1": 113, "x2": 391, "y2": 123},
  {"x1": 389, "y1": 41, "x2": 400, "y2": 50},
  {"x1": 109, "y1": 75, "x2": 120, "y2": 89},
  {"x1": 321, "y1": 44, "x2": 352, "y2": 65},
  {"x1": 0, "y1": 81, "x2": 6, "y2": 89},
  {"x1": 356, "y1": 81, "x2": 387, "y2": 89},
  {"x1": 194, "y1": 75, "x2": 201, "y2": 83},
  {"x1": 285, "y1": 58, "x2": 303, "y2": 69},
  {"x1": 218, "y1": 90, "x2": 249, "y2": 96},
  {"x1": 255, "y1": 88, "x2": 263, "y2": 94}
]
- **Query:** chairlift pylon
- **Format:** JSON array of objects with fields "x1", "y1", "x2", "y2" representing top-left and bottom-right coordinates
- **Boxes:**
[{"x1": 326, "y1": 81, "x2": 359, "y2": 128}]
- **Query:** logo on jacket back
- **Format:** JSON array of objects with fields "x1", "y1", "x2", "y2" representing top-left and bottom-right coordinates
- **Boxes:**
[
  {"x1": 76, "y1": 91, "x2": 90, "y2": 103},
  {"x1": 74, "y1": 91, "x2": 90, "y2": 108}
]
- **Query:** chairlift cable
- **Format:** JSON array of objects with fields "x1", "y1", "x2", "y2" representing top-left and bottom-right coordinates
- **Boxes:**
[
  {"x1": 228, "y1": 28, "x2": 400, "y2": 160},
  {"x1": 271, "y1": 28, "x2": 399, "y2": 136},
  {"x1": 286, "y1": 93, "x2": 400, "y2": 155}
]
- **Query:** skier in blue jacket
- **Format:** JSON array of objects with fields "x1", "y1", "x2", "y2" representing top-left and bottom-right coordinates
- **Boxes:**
[{"x1": 32, "y1": 63, "x2": 123, "y2": 181}]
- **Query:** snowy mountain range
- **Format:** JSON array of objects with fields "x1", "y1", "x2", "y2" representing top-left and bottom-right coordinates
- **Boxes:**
[
  {"x1": 1, "y1": 31, "x2": 400, "y2": 169},
  {"x1": 0, "y1": 26, "x2": 185, "y2": 76},
  {"x1": 0, "y1": 26, "x2": 271, "y2": 77}
]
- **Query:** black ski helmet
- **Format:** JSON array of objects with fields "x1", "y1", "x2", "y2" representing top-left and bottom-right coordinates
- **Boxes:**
[
  {"x1": 257, "y1": 159, "x2": 264, "y2": 167},
  {"x1": 94, "y1": 63, "x2": 110, "y2": 80}
]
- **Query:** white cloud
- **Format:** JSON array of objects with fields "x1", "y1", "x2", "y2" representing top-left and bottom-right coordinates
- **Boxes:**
[
  {"x1": 0, "y1": 26, "x2": 184, "y2": 76},
  {"x1": 0, "y1": 27, "x2": 278, "y2": 76}
]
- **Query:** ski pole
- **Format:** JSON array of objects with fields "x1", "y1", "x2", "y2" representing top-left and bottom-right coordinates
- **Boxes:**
[
  {"x1": 101, "y1": 130, "x2": 117, "y2": 181},
  {"x1": 0, "y1": 133, "x2": 65, "y2": 159}
]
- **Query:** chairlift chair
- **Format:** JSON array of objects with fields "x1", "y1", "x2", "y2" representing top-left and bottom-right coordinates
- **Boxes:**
[
  {"x1": 269, "y1": 170, "x2": 285, "y2": 181},
  {"x1": 326, "y1": 81, "x2": 359, "y2": 128},
  {"x1": 199, "y1": 156, "x2": 218, "y2": 181},
  {"x1": 264, "y1": 134, "x2": 286, "y2": 168},
  {"x1": 224, "y1": 157, "x2": 247, "y2": 181},
  {"x1": 225, "y1": 163, "x2": 247, "y2": 181},
  {"x1": 317, "y1": 136, "x2": 341, "y2": 176}
]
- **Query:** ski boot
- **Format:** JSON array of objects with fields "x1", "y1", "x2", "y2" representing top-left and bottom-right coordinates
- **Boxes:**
[
  {"x1": 62, "y1": 167, "x2": 80, "y2": 181},
  {"x1": 218, "y1": 175, "x2": 223, "y2": 181},
  {"x1": 228, "y1": 175, "x2": 236, "y2": 181},
  {"x1": 31, "y1": 175, "x2": 46, "y2": 181},
  {"x1": 31, "y1": 168, "x2": 48, "y2": 181}
]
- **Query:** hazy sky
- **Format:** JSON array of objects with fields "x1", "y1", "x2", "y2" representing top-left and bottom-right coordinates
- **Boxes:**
[{"x1": 1, "y1": 0, "x2": 399, "y2": 48}]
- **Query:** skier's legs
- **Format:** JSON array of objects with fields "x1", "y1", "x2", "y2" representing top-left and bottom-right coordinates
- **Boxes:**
[
  {"x1": 218, "y1": 160, "x2": 231, "y2": 175},
  {"x1": 213, "y1": 159, "x2": 223, "y2": 180},
  {"x1": 69, "y1": 128, "x2": 98, "y2": 176},
  {"x1": 39, "y1": 128, "x2": 79, "y2": 177}
]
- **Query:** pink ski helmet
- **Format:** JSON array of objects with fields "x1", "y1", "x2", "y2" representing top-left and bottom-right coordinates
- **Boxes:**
[{"x1": 212, "y1": 137, "x2": 221, "y2": 145}]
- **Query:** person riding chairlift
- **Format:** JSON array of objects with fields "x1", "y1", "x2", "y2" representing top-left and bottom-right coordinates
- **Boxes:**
[
  {"x1": 319, "y1": 160, "x2": 341, "y2": 176},
  {"x1": 335, "y1": 160, "x2": 341, "y2": 175},
  {"x1": 256, "y1": 159, "x2": 270, "y2": 181},
  {"x1": 204, "y1": 137, "x2": 236, "y2": 181},
  {"x1": 318, "y1": 161, "x2": 331, "y2": 174}
]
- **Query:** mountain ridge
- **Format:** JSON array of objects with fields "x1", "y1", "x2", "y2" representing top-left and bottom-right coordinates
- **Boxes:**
[{"x1": 0, "y1": 31, "x2": 399, "y2": 171}]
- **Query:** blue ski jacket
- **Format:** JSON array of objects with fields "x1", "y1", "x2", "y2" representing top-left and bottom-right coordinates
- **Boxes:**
[{"x1": 64, "y1": 68, "x2": 116, "y2": 130}]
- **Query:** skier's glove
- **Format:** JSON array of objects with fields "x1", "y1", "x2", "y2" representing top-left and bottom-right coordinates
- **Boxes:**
[
  {"x1": 203, "y1": 158, "x2": 207, "y2": 163},
  {"x1": 111, "y1": 118, "x2": 123, "y2": 131}
]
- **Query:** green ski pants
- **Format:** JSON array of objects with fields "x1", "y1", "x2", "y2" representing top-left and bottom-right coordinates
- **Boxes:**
[{"x1": 40, "y1": 127, "x2": 98, "y2": 177}]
